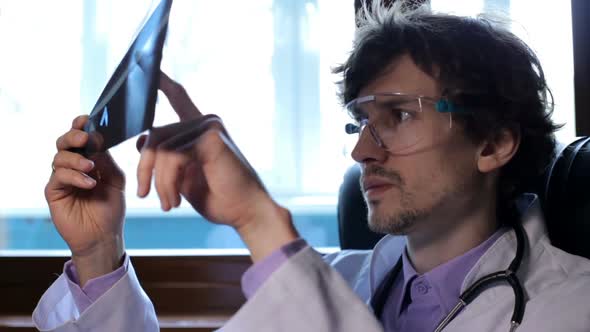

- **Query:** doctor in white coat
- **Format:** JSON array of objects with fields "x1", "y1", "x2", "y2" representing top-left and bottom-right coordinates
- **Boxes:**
[{"x1": 34, "y1": 1, "x2": 590, "y2": 331}]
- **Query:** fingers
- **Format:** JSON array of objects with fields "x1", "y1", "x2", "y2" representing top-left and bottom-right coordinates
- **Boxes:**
[
  {"x1": 137, "y1": 115, "x2": 221, "y2": 175},
  {"x1": 137, "y1": 122, "x2": 195, "y2": 199},
  {"x1": 154, "y1": 152, "x2": 186, "y2": 211},
  {"x1": 45, "y1": 164, "x2": 97, "y2": 202},
  {"x1": 137, "y1": 140, "x2": 187, "y2": 210},
  {"x1": 72, "y1": 115, "x2": 89, "y2": 130},
  {"x1": 49, "y1": 167, "x2": 97, "y2": 190},
  {"x1": 48, "y1": 135, "x2": 98, "y2": 198},
  {"x1": 137, "y1": 140, "x2": 156, "y2": 198},
  {"x1": 137, "y1": 120, "x2": 183, "y2": 198},
  {"x1": 136, "y1": 115, "x2": 225, "y2": 210},
  {"x1": 56, "y1": 129, "x2": 89, "y2": 151},
  {"x1": 159, "y1": 71, "x2": 202, "y2": 121},
  {"x1": 47, "y1": 116, "x2": 93, "y2": 198},
  {"x1": 53, "y1": 150, "x2": 95, "y2": 174}
]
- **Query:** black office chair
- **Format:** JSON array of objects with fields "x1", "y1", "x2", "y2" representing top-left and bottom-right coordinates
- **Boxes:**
[{"x1": 337, "y1": 137, "x2": 590, "y2": 260}]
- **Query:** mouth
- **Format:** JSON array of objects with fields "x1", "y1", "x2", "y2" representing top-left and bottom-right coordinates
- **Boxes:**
[{"x1": 362, "y1": 178, "x2": 394, "y2": 199}]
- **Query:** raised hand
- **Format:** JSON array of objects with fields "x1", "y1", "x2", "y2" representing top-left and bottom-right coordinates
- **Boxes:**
[
  {"x1": 135, "y1": 72, "x2": 299, "y2": 261},
  {"x1": 46, "y1": 116, "x2": 126, "y2": 285}
]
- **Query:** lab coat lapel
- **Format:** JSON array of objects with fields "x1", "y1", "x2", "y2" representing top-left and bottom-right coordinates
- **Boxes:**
[
  {"x1": 367, "y1": 234, "x2": 406, "y2": 301},
  {"x1": 445, "y1": 195, "x2": 546, "y2": 330}
]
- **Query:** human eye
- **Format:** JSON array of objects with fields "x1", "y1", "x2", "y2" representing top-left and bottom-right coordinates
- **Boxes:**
[
  {"x1": 399, "y1": 110, "x2": 413, "y2": 122},
  {"x1": 389, "y1": 109, "x2": 414, "y2": 125},
  {"x1": 347, "y1": 106, "x2": 367, "y2": 125}
]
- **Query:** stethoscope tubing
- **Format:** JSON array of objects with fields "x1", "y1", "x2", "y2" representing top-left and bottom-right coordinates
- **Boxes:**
[
  {"x1": 434, "y1": 223, "x2": 527, "y2": 331},
  {"x1": 372, "y1": 223, "x2": 528, "y2": 332}
]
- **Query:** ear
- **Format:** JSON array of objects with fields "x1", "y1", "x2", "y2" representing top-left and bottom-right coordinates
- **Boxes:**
[{"x1": 477, "y1": 127, "x2": 521, "y2": 174}]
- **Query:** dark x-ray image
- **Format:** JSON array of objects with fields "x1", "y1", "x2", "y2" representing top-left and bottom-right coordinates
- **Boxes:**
[{"x1": 82, "y1": 0, "x2": 172, "y2": 155}]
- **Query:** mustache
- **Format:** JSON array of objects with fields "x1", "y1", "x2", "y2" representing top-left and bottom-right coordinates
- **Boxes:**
[{"x1": 360, "y1": 165, "x2": 404, "y2": 188}]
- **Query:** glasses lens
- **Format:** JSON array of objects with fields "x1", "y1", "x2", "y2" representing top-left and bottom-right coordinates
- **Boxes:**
[
  {"x1": 372, "y1": 95, "x2": 423, "y2": 152},
  {"x1": 345, "y1": 94, "x2": 452, "y2": 154}
]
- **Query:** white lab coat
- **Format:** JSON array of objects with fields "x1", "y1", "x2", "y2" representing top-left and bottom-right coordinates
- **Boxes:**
[{"x1": 34, "y1": 195, "x2": 590, "y2": 331}]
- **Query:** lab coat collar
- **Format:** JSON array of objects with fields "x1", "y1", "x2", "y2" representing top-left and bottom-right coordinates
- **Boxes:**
[
  {"x1": 368, "y1": 230, "x2": 405, "y2": 296},
  {"x1": 368, "y1": 194, "x2": 542, "y2": 298},
  {"x1": 460, "y1": 193, "x2": 544, "y2": 292}
]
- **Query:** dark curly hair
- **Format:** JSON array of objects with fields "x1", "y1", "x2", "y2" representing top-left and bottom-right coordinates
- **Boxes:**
[{"x1": 334, "y1": 0, "x2": 561, "y2": 219}]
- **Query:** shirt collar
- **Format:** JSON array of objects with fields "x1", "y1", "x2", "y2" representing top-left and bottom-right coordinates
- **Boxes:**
[
  {"x1": 369, "y1": 194, "x2": 541, "y2": 299},
  {"x1": 396, "y1": 227, "x2": 507, "y2": 315}
]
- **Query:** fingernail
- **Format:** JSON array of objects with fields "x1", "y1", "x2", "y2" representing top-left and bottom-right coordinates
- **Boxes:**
[
  {"x1": 137, "y1": 185, "x2": 144, "y2": 197},
  {"x1": 84, "y1": 176, "x2": 96, "y2": 185},
  {"x1": 80, "y1": 159, "x2": 94, "y2": 170}
]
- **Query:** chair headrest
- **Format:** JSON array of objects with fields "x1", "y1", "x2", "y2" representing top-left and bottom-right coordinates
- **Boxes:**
[
  {"x1": 541, "y1": 137, "x2": 590, "y2": 259},
  {"x1": 337, "y1": 137, "x2": 590, "y2": 259}
]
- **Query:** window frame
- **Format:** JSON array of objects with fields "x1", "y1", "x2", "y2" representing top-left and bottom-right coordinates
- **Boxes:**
[{"x1": 572, "y1": 0, "x2": 590, "y2": 135}]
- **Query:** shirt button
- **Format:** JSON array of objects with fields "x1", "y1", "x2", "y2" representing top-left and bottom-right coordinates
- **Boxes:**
[{"x1": 415, "y1": 281, "x2": 429, "y2": 295}]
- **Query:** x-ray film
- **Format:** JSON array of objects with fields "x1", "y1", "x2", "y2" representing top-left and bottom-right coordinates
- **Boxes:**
[{"x1": 81, "y1": 0, "x2": 172, "y2": 154}]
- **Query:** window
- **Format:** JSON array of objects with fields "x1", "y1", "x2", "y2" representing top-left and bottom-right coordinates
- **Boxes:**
[
  {"x1": 431, "y1": 0, "x2": 576, "y2": 141},
  {"x1": 0, "y1": 0, "x2": 576, "y2": 251},
  {"x1": 0, "y1": 0, "x2": 355, "y2": 250},
  {"x1": 0, "y1": 1, "x2": 581, "y2": 329}
]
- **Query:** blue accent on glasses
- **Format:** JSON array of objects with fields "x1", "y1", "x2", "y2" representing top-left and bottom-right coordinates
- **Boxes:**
[{"x1": 436, "y1": 99, "x2": 469, "y2": 113}]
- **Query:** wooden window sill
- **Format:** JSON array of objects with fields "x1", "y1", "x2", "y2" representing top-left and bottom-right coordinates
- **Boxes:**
[{"x1": 0, "y1": 313, "x2": 232, "y2": 331}]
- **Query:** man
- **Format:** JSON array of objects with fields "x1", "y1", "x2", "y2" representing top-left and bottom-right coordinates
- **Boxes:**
[{"x1": 34, "y1": 1, "x2": 590, "y2": 331}]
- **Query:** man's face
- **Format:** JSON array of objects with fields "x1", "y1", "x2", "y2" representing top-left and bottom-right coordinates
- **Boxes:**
[{"x1": 351, "y1": 54, "x2": 483, "y2": 237}]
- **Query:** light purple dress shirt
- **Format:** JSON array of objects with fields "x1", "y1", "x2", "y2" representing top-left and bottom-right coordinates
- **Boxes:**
[
  {"x1": 379, "y1": 228, "x2": 506, "y2": 331},
  {"x1": 241, "y1": 238, "x2": 308, "y2": 299},
  {"x1": 241, "y1": 229, "x2": 505, "y2": 331},
  {"x1": 64, "y1": 254, "x2": 129, "y2": 313}
]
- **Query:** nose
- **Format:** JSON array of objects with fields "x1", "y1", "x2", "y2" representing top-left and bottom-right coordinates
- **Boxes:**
[{"x1": 351, "y1": 124, "x2": 388, "y2": 164}]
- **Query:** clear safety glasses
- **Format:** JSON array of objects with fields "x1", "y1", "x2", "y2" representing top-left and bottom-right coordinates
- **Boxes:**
[{"x1": 344, "y1": 93, "x2": 464, "y2": 154}]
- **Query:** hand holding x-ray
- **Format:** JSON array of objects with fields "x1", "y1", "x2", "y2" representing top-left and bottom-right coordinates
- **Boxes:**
[{"x1": 44, "y1": 0, "x2": 173, "y2": 286}]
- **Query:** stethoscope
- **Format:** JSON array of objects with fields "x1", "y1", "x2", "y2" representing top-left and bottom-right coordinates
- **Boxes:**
[{"x1": 370, "y1": 223, "x2": 527, "y2": 332}]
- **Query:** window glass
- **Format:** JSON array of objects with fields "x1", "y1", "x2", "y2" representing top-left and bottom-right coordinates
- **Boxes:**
[
  {"x1": 0, "y1": 0, "x2": 354, "y2": 249},
  {"x1": 0, "y1": 0, "x2": 575, "y2": 249},
  {"x1": 431, "y1": 0, "x2": 575, "y2": 140}
]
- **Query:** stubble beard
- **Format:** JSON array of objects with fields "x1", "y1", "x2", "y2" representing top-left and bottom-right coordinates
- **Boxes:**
[
  {"x1": 361, "y1": 165, "x2": 428, "y2": 235},
  {"x1": 365, "y1": 173, "x2": 469, "y2": 236},
  {"x1": 367, "y1": 194, "x2": 427, "y2": 235}
]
